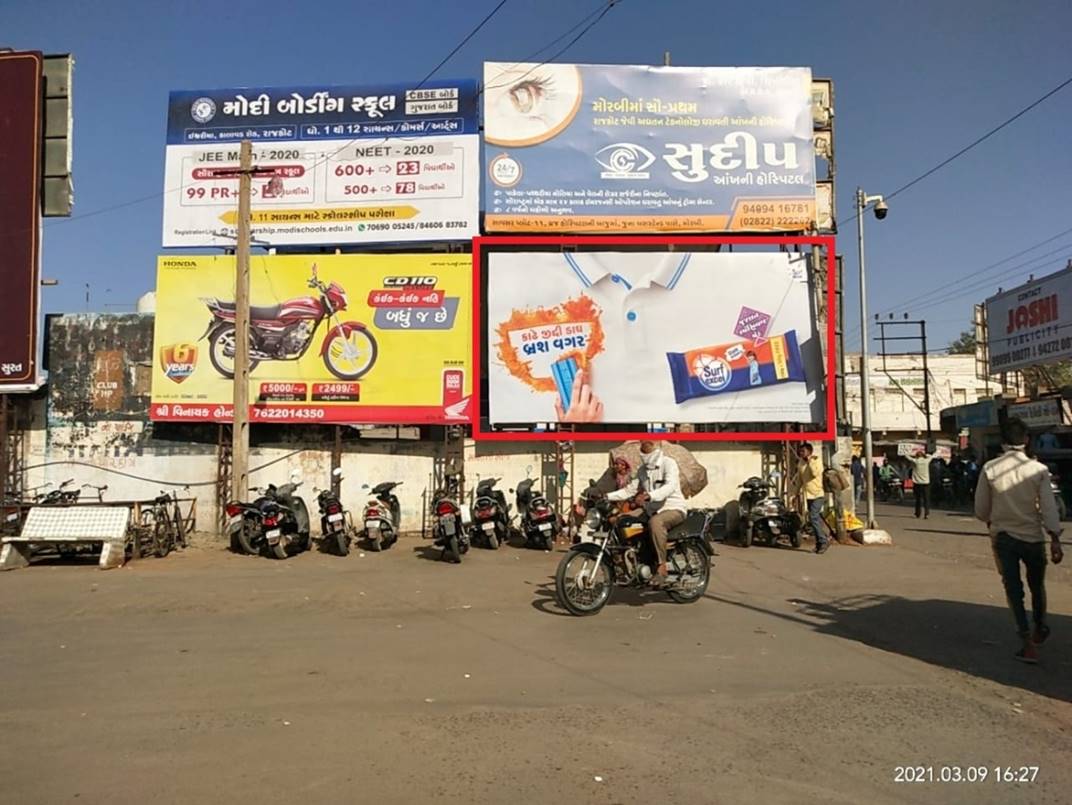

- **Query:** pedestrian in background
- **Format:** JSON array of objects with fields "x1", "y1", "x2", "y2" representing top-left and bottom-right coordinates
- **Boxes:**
[
  {"x1": 910, "y1": 448, "x2": 933, "y2": 518},
  {"x1": 793, "y1": 443, "x2": 831, "y2": 554},
  {"x1": 851, "y1": 454, "x2": 865, "y2": 505},
  {"x1": 975, "y1": 417, "x2": 1065, "y2": 664}
]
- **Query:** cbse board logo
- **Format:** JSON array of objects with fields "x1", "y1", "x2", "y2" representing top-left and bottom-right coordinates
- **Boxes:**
[
  {"x1": 160, "y1": 344, "x2": 198, "y2": 384},
  {"x1": 190, "y1": 97, "x2": 217, "y2": 124},
  {"x1": 596, "y1": 143, "x2": 655, "y2": 179},
  {"x1": 692, "y1": 353, "x2": 732, "y2": 392}
]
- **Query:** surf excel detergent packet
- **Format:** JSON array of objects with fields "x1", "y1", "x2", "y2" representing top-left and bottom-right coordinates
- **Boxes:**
[{"x1": 666, "y1": 330, "x2": 806, "y2": 405}]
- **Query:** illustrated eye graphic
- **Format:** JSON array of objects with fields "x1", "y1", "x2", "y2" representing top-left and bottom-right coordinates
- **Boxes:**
[
  {"x1": 508, "y1": 75, "x2": 554, "y2": 114},
  {"x1": 595, "y1": 143, "x2": 656, "y2": 174}
]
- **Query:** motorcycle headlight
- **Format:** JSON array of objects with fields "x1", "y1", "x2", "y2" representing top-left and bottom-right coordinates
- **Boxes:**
[{"x1": 584, "y1": 508, "x2": 601, "y2": 529}]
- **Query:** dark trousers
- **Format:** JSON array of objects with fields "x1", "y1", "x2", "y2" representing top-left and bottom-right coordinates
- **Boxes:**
[
  {"x1": 913, "y1": 482, "x2": 930, "y2": 517},
  {"x1": 992, "y1": 533, "x2": 1047, "y2": 637},
  {"x1": 807, "y1": 497, "x2": 828, "y2": 546}
]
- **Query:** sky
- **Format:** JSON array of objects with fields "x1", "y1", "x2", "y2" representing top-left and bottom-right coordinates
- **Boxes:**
[{"x1": 3, "y1": 0, "x2": 1071, "y2": 353}]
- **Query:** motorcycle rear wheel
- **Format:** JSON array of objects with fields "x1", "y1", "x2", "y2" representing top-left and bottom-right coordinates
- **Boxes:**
[
  {"x1": 237, "y1": 520, "x2": 259, "y2": 555},
  {"x1": 739, "y1": 521, "x2": 753, "y2": 548},
  {"x1": 207, "y1": 324, "x2": 261, "y2": 379},
  {"x1": 447, "y1": 535, "x2": 462, "y2": 563},
  {"x1": 485, "y1": 528, "x2": 499, "y2": 550},
  {"x1": 335, "y1": 529, "x2": 350, "y2": 556},
  {"x1": 271, "y1": 541, "x2": 287, "y2": 560},
  {"x1": 555, "y1": 552, "x2": 613, "y2": 616},
  {"x1": 666, "y1": 542, "x2": 710, "y2": 604},
  {"x1": 368, "y1": 528, "x2": 382, "y2": 552},
  {"x1": 789, "y1": 529, "x2": 802, "y2": 549}
]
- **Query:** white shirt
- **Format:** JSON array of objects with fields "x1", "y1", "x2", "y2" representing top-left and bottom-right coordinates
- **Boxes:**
[
  {"x1": 974, "y1": 446, "x2": 1062, "y2": 543},
  {"x1": 606, "y1": 456, "x2": 688, "y2": 514},
  {"x1": 487, "y1": 251, "x2": 819, "y2": 424}
]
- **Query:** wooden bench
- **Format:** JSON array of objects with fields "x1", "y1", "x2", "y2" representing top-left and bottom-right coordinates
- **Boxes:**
[{"x1": 0, "y1": 506, "x2": 131, "y2": 570}]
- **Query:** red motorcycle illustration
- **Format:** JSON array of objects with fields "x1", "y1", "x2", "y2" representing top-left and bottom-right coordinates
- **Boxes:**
[{"x1": 199, "y1": 264, "x2": 378, "y2": 381}]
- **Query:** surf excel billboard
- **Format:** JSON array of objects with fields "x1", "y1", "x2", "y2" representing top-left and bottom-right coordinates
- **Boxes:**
[{"x1": 163, "y1": 80, "x2": 480, "y2": 247}]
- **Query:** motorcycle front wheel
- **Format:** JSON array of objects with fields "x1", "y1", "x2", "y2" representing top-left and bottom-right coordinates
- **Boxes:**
[
  {"x1": 323, "y1": 328, "x2": 378, "y2": 380},
  {"x1": 555, "y1": 551, "x2": 613, "y2": 616},
  {"x1": 665, "y1": 542, "x2": 710, "y2": 604},
  {"x1": 208, "y1": 324, "x2": 261, "y2": 379}
]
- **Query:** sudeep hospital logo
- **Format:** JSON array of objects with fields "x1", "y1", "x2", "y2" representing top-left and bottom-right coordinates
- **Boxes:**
[{"x1": 595, "y1": 143, "x2": 655, "y2": 179}]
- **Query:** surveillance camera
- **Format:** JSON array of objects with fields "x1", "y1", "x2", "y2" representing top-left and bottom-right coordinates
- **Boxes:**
[{"x1": 873, "y1": 200, "x2": 889, "y2": 220}]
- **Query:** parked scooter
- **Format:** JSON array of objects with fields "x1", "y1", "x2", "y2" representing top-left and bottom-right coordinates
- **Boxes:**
[
  {"x1": 362, "y1": 481, "x2": 402, "y2": 552},
  {"x1": 316, "y1": 468, "x2": 355, "y2": 556},
  {"x1": 470, "y1": 477, "x2": 510, "y2": 549},
  {"x1": 512, "y1": 475, "x2": 560, "y2": 551},
  {"x1": 229, "y1": 471, "x2": 311, "y2": 559},
  {"x1": 737, "y1": 476, "x2": 801, "y2": 549},
  {"x1": 431, "y1": 481, "x2": 470, "y2": 563}
]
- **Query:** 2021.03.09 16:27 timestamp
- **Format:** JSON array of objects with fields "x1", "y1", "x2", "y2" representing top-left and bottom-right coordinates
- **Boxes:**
[{"x1": 894, "y1": 766, "x2": 1039, "y2": 784}]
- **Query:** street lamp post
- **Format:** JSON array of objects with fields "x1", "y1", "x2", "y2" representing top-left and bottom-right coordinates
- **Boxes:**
[{"x1": 856, "y1": 187, "x2": 888, "y2": 528}]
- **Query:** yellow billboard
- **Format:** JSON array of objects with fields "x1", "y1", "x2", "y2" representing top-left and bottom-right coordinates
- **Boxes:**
[{"x1": 150, "y1": 253, "x2": 471, "y2": 424}]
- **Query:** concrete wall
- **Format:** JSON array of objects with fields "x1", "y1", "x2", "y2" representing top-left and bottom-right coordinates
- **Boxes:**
[{"x1": 21, "y1": 313, "x2": 769, "y2": 534}]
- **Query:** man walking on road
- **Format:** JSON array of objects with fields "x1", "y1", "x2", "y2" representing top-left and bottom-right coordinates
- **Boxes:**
[
  {"x1": 851, "y1": 455, "x2": 865, "y2": 505},
  {"x1": 974, "y1": 417, "x2": 1065, "y2": 664},
  {"x1": 794, "y1": 443, "x2": 831, "y2": 554},
  {"x1": 910, "y1": 448, "x2": 933, "y2": 518}
]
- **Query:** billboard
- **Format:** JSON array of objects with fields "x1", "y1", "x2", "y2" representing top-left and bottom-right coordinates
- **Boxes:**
[
  {"x1": 150, "y1": 254, "x2": 471, "y2": 424},
  {"x1": 163, "y1": 80, "x2": 479, "y2": 247},
  {"x1": 483, "y1": 63, "x2": 815, "y2": 233},
  {"x1": 0, "y1": 51, "x2": 43, "y2": 389},
  {"x1": 483, "y1": 250, "x2": 823, "y2": 426},
  {"x1": 985, "y1": 267, "x2": 1072, "y2": 373}
]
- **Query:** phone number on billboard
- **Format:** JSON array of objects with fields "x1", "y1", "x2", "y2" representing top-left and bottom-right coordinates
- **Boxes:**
[
  {"x1": 363, "y1": 221, "x2": 469, "y2": 232},
  {"x1": 252, "y1": 408, "x2": 326, "y2": 420}
]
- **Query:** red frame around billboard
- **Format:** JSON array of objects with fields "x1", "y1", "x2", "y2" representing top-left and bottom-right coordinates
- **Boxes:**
[{"x1": 472, "y1": 235, "x2": 836, "y2": 442}]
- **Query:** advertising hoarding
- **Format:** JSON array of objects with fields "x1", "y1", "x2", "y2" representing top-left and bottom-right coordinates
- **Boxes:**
[
  {"x1": 150, "y1": 254, "x2": 471, "y2": 424},
  {"x1": 985, "y1": 267, "x2": 1072, "y2": 373},
  {"x1": 163, "y1": 81, "x2": 479, "y2": 247},
  {"x1": 483, "y1": 250, "x2": 823, "y2": 426},
  {"x1": 1008, "y1": 399, "x2": 1063, "y2": 429},
  {"x1": 483, "y1": 63, "x2": 815, "y2": 233},
  {"x1": 0, "y1": 51, "x2": 43, "y2": 389}
]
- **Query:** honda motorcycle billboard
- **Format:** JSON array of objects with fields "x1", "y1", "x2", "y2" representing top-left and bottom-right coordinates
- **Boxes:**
[
  {"x1": 150, "y1": 254, "x2": 472, "y2": 424},
  {"x1": 162, "y1": 80, "x2": 479, "y2": 247},
  {"x1": 482, "y1": 63, "x2": 815, "y2": 233}
]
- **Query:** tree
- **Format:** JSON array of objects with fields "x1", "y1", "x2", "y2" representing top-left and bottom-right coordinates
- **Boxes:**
[{"x1": 948, "y1": 329, "x2": 976, "y2": 354}]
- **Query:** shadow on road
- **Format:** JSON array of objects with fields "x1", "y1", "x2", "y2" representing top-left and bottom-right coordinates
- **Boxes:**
[
  {"x1": 530, "y1": 578, "x2": 685, "y2": 617},
  {"x1": 411, "y1": 544, "x2": 449, "y2": 563},
  {"x1": 711, "y1": 592, "x2": 1072, "y2": 703}
]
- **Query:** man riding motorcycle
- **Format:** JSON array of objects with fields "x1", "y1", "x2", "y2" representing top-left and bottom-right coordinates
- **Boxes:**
[{"x1": 606, "y1": 441, "x2": 687, "y2": 586}]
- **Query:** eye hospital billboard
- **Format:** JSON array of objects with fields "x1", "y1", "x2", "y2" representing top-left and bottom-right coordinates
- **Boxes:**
[
  {"x1": 985, "y1": 267, "x2": 1072, "y2": 373},
  {"x1": 150, "y1": 254, "x2": 471, "y2": 424},
  {"x1": 482, "y1": 64, "x2": 816, "y2": 233},
  {"x1": 483, "y1": 250, "x2": 824, "y2": 426},
  {"x1": 162, "y1": 80, "x2": 479, "y2": 247}
]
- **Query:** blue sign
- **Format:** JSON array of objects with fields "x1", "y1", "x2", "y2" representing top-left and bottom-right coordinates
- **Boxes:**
[
  {"x1": 482, "y1": 64, "x2": 815, "y2": 233},
  {"x1": 167, "y1": 80, "x2": 479, "y2": 145}
]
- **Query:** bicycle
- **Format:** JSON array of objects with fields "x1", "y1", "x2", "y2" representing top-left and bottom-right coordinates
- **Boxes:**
[
  {"x1": 137, "y1": 490, "x2": 188, "y2": 558},
  {"x1": 81, "y1": 483, "x2": 109, "y2": 502}
]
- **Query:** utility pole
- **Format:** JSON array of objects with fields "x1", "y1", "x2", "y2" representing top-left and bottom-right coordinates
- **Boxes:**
[
  {"x1": 231, "y1": 140, "x2": 252, "y2": 503},
  {"x1": 663, "y1": 51, "x2": 671, "y2": 66},
  {"x1": 920, "y1": 319, "x2": 932, "y2": 446}
]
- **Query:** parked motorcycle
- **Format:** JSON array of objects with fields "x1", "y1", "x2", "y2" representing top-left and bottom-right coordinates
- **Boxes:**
[
  {"x1": 200, "y1": 263, "x2": 378, "y2": 381},
  {"x1": 554, "y1": 482, "x2": 713, "y2": 616},
  {"x1": 512, "y1": 476, "x2": 559, "y2": 551},
  {"x1": 362, "y1": 481, "x2": 402, "y2": 552},
  {"x1": 470, "y1": 477, "x2": 510, "y2": 549},
  {"x1": 737, "y1": 476, "x2": 801, "y2": 549},
  {"x1": 878, "y1": 474, "x2": 904, "y2": 502},
  {"x1": 40, "y1": 478, "x2": 81, "y2": 505},
  {"x1": 229, "y1": 472, "x2": 311, "y2": 559},
  {"x1": 431, "y1": 482, "x2": 470, "y2": 563},
  {"x1": 317, "y1": 468, "x2": 355, "y2": 556}
]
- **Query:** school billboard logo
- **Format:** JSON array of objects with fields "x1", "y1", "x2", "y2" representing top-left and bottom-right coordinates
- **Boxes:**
[{"x1": 160, "y1": 343, "x2": 198, "y2": 384}]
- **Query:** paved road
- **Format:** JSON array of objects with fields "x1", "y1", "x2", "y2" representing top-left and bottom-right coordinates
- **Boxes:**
[{"x1": 1, "y1": 506, "x2": 1069, "y2": 804}]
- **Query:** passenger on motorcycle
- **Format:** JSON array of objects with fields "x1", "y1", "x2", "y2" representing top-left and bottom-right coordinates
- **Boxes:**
[{"x1": 606, "y1": 441, "x2": 687, "y2": 585}]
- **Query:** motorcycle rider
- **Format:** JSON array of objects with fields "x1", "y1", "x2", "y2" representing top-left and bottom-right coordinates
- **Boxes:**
[{"x1": 606, "y1": 441, "x2": 687, "y2": 585}]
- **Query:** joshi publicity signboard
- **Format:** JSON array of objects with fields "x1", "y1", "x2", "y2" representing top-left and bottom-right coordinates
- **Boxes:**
[
  {"x1": 482, "y1": 64, "x2": 815, "y2": 233},
  {"x1": 150, "y1": 254, "x2": 471, "y2": 424},
  {"x1": 163, "y1": 81, "x2": 479, "y2": 247},
  {"x1": 985, "y1": 267, "x2": 1072, "y2": 373}
]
